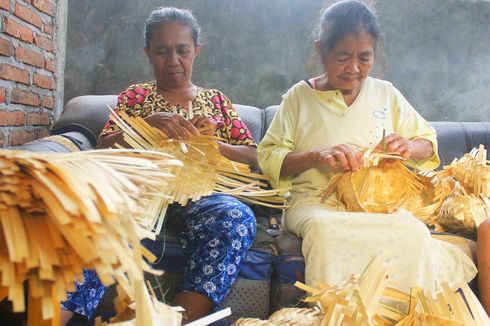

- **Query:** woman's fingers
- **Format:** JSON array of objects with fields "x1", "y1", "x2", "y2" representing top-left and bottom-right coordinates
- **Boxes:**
[
  {"x1": 144, "y1": 112, "x2": 199, "y2": 139},
  {"x1": 317, "y1": 145, "x2": 361, "y2": 172}
]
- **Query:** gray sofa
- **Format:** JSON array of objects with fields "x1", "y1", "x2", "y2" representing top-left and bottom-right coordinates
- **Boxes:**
[{"x1": 16, "y1": 95, "x2": 490, "y2": 324}]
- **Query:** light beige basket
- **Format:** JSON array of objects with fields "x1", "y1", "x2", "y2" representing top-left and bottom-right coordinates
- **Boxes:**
[
  {"x1": 322, "y1": 153, "x2": 423, "y2": 214},
  {"x1": 403, "y1": 171, "x2": 455, "y2": 227}
]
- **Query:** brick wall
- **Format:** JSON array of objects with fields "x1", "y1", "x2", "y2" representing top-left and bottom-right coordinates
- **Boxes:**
[{"x1": 0, "y1": 0, "x2": 64, "y2": 147}]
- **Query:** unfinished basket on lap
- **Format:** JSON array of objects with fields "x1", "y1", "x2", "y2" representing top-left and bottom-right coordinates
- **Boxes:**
[{"x1": 322, "y1": 153, "x2": 423, "y2": 214}]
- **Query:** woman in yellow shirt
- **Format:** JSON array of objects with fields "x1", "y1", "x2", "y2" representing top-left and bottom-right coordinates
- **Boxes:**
[{"x1": 258, "y1": 0, "x2": 477, "y2": 299}]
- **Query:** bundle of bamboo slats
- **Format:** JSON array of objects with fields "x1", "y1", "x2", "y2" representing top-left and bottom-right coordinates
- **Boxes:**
[
  {"x1": 0, "y1": 149, "x2": 182, "y2": 325},
  {"x1": 108, "y1": 108, "x2": 287, "y2": 233},
  {"x1": 321, "y1": 151, "x2": 423, "y2": 214}
]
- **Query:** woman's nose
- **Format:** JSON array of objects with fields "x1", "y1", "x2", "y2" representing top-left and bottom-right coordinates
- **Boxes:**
[
  {"x1": 345, "y1": 59, "x2": 360, "y2": 74},
  {"x1": 168, "y1": 52, "x2": 179, "y2": 65}
]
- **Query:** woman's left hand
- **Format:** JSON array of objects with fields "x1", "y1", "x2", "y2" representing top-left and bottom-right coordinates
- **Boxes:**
[
  {"x1": 190, "y1": 115, "x2": 217, "y2": 136},
  {"x1": 374, "y1": 132, "x2": 412, "y2": 159}
]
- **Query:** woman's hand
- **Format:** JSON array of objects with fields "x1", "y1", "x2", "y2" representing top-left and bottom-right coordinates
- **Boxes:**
[
  {"x1": 144, "y1": 112, "x2": 199, "y2": 139},
  {"x1": 374, "y1": 133, "x2": 411, "y2": 159},
  {"x1": 190, "y1": 115, "x2": 217, "y2": 136},
  {"x1": 311, "y1": 144, "x2": 363, "y2": 172}
]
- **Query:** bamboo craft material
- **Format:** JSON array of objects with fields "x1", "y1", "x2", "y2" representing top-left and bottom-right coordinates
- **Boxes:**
[
  {"x1": 233, "y1": 308, "x2": 323, "y2": 326},
  {"x1": 403, "y1": 171, "x2": 455, "y2": 227},
  {"x1": 107, "y1": 107, "x2": 287, "y2": 232},
  {"x1": 434, "y1": 145, "x2": 490, "y2": 237},
  {"x1": 321, "y1": 151, "x2": 423, "y2": 214},
  {"x1": 0, "y1": 149, "x2": 182, "y2": 325},
  {"x1": 234, "y1": 255, "x2": 489, "y2": 326}
]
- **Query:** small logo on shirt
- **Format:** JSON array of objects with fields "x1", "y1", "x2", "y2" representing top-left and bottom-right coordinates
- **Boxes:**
[{"x1": 373, "y1": 108, "x2": 387, "y2": 119}]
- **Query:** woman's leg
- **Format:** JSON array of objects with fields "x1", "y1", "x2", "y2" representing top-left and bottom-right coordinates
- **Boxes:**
[
  {"x1": 478, "y1": 219, "x2": 490, "y2": 315},
  {"x1": 173, "y1": 194, "x2": 256, "y2": 323},
  {"x1": 60, "y1": 269, "x2": 106, "y2": 324}
]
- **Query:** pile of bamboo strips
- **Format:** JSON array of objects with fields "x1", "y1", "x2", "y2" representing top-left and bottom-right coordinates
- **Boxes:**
[
  {"x1": 0, "y1": 149, "x2": 182, "y2": 325},
  {"x1": 232, "y1": 255, "x2": 490, "y2": 325},
  {"x1": 108, "y1": 108, "x2": 287, "y2": 233},
  {"x1": 321, "y1": 151, "x2": 423, "y2": 214}
]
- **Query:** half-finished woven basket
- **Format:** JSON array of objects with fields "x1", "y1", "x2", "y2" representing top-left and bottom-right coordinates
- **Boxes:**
[{"x1": 322, "y1": 153, "x2": 423, "y2": 214}]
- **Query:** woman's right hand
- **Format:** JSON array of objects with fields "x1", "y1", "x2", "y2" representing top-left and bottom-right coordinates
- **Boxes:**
[
  {"x1": 144, "y1": 112, "x2": 200, "y2": 139},
  {"x1": 310, "y1": 144, "x2": 363, "y2": 172}
]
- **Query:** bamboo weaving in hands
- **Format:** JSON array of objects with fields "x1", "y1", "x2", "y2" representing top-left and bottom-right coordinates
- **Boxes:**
[
  {"x1": 108, "y1": 108, "x2": 287, "y2": 232},
  {"x1": 321, "y1": 150, "x2": 423, "y2": 214},
  {"x1": 0, "y1": 149, "x2": 182, "y2": 325}
]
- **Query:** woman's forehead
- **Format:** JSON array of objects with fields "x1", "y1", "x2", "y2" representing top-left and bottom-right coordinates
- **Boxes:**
[
  {"x1": 331, "y1": 32, "x2": 375, "y2": 52},
  {"x1": 149, "y1": 22, "x2": 194, "y2": 45}
]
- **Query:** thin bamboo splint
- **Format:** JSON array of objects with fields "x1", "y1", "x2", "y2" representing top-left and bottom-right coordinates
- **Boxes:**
[
  {"x1": 108, "y1": 107, "x2": 288, "y2": 233},
  {"x1": 0, "y1": 149, "x2": 182, "y2": 325},
  {"x1": 321, "y1": 151, "x2": 424, "y2": 214}
]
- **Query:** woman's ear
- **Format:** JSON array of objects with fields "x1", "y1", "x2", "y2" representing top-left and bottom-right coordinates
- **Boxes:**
[
  {"x1": 194, "y1": 45, "x2": 202, "y2": 57},
  {"x1": 144, "y1": 47, "x2": 151, "y2": 61}
]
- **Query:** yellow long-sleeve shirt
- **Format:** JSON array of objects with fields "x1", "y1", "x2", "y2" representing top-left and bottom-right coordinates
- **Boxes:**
[{"x1": 258, "y1": 77, "x2": 439, "y2": 205}]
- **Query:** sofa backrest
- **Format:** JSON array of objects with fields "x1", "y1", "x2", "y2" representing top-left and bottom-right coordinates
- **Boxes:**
[
  {"x1": 51, "y1": 95, "x2": 489, "y2": 168},
  {"x1": 51, "y1": 95, "x2": 266, "y2": 148}
]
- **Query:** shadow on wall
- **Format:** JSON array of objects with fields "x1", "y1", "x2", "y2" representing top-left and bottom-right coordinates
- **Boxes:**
[{"x1": 64, "y1": 0, "x2": 490, "y2": 122}]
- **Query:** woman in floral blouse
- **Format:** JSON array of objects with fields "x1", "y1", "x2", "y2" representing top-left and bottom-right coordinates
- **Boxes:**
[{"x1": 61, "y1": 7, "x2": 257, "y2": 324}]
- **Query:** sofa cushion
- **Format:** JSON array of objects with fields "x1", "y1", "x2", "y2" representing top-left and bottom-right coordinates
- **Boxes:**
[{"x1": 51, "y1": 95, "x2": 117, "y2": 147}]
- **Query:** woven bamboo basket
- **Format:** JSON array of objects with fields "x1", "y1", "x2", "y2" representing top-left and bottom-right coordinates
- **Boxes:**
[
  {"x1": 322, "y1": 152, "x2": 423, "y2": 214},
  {"x1": 403, "y1": 171, "x2": 455, "y2": 227},
  {"x1": 445, "y1": 145, "x2": 490, "y2": 198},
  {"x1": 232, "y1": 308, "x2": 322, "y2": 326},
  {"x1": 435, "y1": 184, "x2": 489, "y2": 239}
]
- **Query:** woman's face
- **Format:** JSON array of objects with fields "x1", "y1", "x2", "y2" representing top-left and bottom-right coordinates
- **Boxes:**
[
  {"x1": 145, "y1": 22, "x2": 201, "y2": 88},
  {"x1": 320, "y1": 32, "x2": 375, "y2": 94}
]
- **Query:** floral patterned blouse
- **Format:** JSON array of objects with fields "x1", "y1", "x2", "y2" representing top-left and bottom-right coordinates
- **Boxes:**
[{"x1": 100, "y1": 81, "x2": 256, "y2": 146}]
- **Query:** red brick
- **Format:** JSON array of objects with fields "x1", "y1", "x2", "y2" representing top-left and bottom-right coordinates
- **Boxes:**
[
  {"x1": 0, "y1": 38, "x2": 14, "y2": 57},
  {"x1": 16, "y1": 46, "x2": 44, "y2": 68},
  {"x1": 31, "y1": 0, "x2": 53, "y2": 16},
  {"x1": 33, "y1": 73, "x2": 54, "y2": 89},
  {"x1": 4, "y1": 18, "x2": 34, "y2": 43},
  {"x1": 0, "y1": 0, "x2": 10, "y2": 11},
  {"x1": 0, "y1": 110, "x2": 26, "y2": 126},
  {"x1": 34, "y1": 34, "x2": 54, "y2": 52},
  {"x1": 27, "y1": 112, "x2": 50, "y2": 125},
  {"x1": 14, "y1": 3, "x2": 42, "y2": 29},
  {"x1": 41, "y1": 95, "x2": 53, "y2": 109},
  {"x1": 11, "y1": 88, "x2": 41, "y2": 107},
  {"x1": 0, "y1": 64, "x2": 30, "y2": 85},
  {"x1": 0, "y1": 88, "x2": 5, "y2": 103},
  {"x1": 45, "y1": 58, "x2": 55, "y2": 72},
  {"x1": 43, "y1": 24, "x2": 54, "y2": 35},
  {"x1": 9, "y1": 129, "x2": 36, "y2": 146}
]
